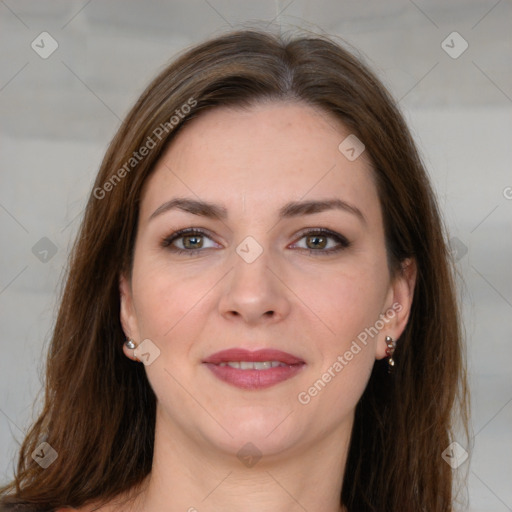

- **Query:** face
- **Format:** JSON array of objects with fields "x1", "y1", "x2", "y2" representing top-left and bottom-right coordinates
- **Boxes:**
[{"x1": 120, "y1": 101, "x2": 415, "y2": 459}]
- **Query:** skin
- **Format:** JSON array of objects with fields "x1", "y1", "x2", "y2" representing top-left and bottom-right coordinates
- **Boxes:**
[{"x1": 107, "y1": 101, "x2": 416, "y2": 512}]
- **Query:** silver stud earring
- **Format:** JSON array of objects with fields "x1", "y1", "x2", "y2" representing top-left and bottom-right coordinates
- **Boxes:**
[
  {"x1": 385, "y1": 336, "x2": 396, "y2": 374},
  {"x1": 125, "y1": 340, "x2": 136, "y2": 349}
]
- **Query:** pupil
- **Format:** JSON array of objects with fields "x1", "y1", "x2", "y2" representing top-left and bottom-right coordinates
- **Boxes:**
[
  {"x1": 184, "y1": 236, "x2": 202, "y2": 249},
  {"x1": 307, "y1": 235, "x2": 326, "y2": 249}
]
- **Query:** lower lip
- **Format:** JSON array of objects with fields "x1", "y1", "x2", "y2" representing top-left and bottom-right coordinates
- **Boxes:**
[{"x1": 204, "y1": 363, "x2": 305, "y2": 390}]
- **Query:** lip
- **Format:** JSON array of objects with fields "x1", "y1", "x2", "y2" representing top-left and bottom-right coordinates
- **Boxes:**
[
  {"x1": 203, "y1": 348, "x2": 306, "y2": 390},
  {"x1": 203, "y1": 348, "x2": 304, "y2": 365}
]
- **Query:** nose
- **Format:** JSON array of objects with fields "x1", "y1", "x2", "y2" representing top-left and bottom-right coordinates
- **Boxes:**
[{"x1": 218, "y1": 245, "x2": 291, "y2": 326}]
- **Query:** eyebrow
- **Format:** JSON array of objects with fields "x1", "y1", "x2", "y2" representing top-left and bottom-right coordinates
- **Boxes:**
[
  {"x1": 149, "y1": 198, "x2": 228, "y2": 221},
  {"x1": 149, "y1": 197, "x2": 366, "y2": 224},
  {"x1": 279, "y1": 198, "x2": 366, "y2": 224}
]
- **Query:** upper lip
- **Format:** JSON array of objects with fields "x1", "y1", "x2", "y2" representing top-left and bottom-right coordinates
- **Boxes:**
[{"x1": 203, "y1": 348, "x2": 305, "y2": 365}]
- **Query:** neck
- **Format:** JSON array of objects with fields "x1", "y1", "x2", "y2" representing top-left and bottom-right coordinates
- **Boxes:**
[{"x1": 122, "y1": 408, "x2": 352, "y2": 512}]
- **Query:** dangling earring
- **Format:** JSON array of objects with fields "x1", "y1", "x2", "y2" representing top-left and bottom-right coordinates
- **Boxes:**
[
  {"x1": 385, "y1": 336, "x2": 396, "y2": 374},
  {"x1": 125, "y1": 340, "x2": 136, "y2": 349}
]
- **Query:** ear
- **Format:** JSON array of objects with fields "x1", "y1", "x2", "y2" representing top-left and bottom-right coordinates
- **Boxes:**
[
  {"x1": 376, "y1": 258, "x2": 417, "y2": 360},
  {"x1": 119, "y1": 273, "x2": 140, "y2": 361}
]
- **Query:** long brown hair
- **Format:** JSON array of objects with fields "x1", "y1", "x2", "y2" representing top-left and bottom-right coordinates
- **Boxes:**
[{"x1": 0, "y1": 28, "x2": 469, "y2": 512}]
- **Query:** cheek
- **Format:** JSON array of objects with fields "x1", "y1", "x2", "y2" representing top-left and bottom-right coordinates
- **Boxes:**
[
  {"x1": 305, "y1": 264, "x2": 388, "y2": 344},
  {"x1": 130, "y1": 258, "x2": 199, "y2": 340},
  {"x1": 297, "y1": 272, "x2": 382, "y2": 417}
]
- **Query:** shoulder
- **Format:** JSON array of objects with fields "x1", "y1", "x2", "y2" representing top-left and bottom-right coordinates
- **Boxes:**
[
  {"x1": 55, "y1": 508, "x2": 98, "y2": 512},
  {"x1": 55, "y1": 505, "x2": 112, "y2": 512},
  {"x1": 0, "y1": 505, "x2": 98, "y2": 512},
  {"x1": 0, "y1": 507, "x2": 75, "y2": 512},
  {"x1": 54, "y1": 508, "x2": 95, "y2": 512}
]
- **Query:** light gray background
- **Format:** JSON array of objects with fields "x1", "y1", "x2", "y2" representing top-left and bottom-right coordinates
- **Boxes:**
[{"x1": 1, "y1": 1, "x2": 511, "y2": 510}]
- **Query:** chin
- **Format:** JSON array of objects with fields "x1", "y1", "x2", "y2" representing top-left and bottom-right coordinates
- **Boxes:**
[{"x1": 205, "y1": 407, "x2": 302, "y2": 456}]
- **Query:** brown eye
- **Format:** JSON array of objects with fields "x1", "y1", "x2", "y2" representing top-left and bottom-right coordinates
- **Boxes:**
[
  {"x1": 292, "y1": 229, "x2": 351, "y2": 255},
  {"x1": 181, "y1": 234, "x2": 204, "y2": 249},
  {"x1": 161, "y1": 228, "x2": 218, "y2": 255},
  {"x1": 305, "y1": 234, "x2": 328, "y2": 250}
]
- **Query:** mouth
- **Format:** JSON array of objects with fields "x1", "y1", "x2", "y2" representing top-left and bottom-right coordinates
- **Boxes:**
[{"x1": 202, "y1": 348, "x2": 306, "y2": 390}]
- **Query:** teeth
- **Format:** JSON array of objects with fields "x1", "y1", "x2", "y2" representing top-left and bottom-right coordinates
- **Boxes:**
[{"x1": 217, "y1": 361, "x2": 287, "y2": 370}]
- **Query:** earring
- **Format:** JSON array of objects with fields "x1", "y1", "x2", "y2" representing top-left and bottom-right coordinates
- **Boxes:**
[
  {"x1": 125, "y1": 340, "x2": 136, "y2": 349},
  {"x1": 385, "y1": 336, "x2": 396, "y2": 374}
]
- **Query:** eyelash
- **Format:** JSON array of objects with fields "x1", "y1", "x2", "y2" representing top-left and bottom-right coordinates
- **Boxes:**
[{"x1": 161, "y1": 228, "x2": 351, "y2": 257}]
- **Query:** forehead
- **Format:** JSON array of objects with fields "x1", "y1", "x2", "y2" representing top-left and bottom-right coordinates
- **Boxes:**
[{"x1": 140, "y1": 101, "x2": 381, "y2": 224}]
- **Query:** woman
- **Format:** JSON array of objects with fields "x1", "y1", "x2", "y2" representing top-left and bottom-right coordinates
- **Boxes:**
[{"x1": 0, "y1": 29, "x2": 469, "y2": 512}]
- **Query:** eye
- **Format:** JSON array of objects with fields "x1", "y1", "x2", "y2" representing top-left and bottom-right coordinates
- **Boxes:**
[
  {"x1": 161, "y1": 228, "x2": 219, "y2": 255},
  {"x1": 291, "y1": 228, "x2": 351, "y2": 255}
]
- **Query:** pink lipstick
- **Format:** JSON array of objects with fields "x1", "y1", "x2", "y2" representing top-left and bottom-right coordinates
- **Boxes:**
[{"x1": 203, "y1": 348, "x2": 305, "y2": 390}]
